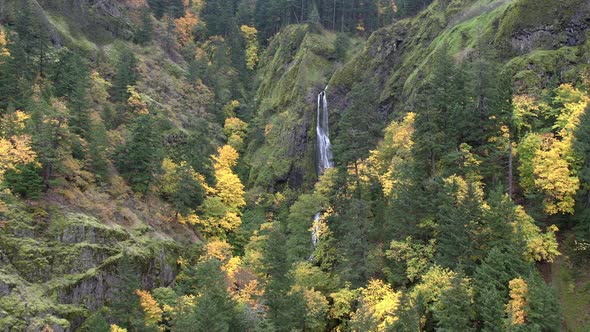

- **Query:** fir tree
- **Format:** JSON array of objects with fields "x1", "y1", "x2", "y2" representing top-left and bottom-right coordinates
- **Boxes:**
[
  {"x1": 135, "y1": 7, "x2": 154, "y2": 45},
  {"x1": 111, "y1": 49, "x2": 138, "y2": 103},
  {"x1": 434, "y1": 274, "x2": 475, "y2": 331},
  {"x1": 116, "y1": 113, "x2": 163, "y2": 194}
]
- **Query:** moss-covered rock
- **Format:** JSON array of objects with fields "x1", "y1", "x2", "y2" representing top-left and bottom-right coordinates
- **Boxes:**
[
  {"x1": 0, "y1": 203, "x2": 188, "y2": 331},
  {"x1": 244, "y1": 25, "x2": 362, "y2": 191}
]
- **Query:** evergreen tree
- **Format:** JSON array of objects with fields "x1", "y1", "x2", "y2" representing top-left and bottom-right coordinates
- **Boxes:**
[
  {"x1": 171, "y1": 163, "x2": 205, "y2": 218},
  {"x1": 174, "y1": 259, "x2": 241, "y2": 331},
  {"x1": 2, "y1": 162, "x2": 44, "y2": 199},
  {"x1": 111, "y1": 49, "x2": 138, "y2": 103},
  {"x1": 332, "y1": 197, "x2": 372, "y2": 287},
  {"x1": 203, "y1": 0, "x2": 236, "y2": 37},
  {"x1": 261, "y1": 223, "x2": 307, "y2": 331},
  {"x1": 334, "y1": 81, "x2": 382, "y2": 198},
  {"x1": 135, "y1": 7, "x2": 154, "y2": 45},
  {"x1": 111, "y1": 253, "x2": 143, "y2": 330},
  {"x1": 573, "y1": 105, "x2": 590, "y2": 233},
  {"x1": 52, "y1": 49, "x2": 91, "y2": 135},
  {"x1": 525, "y1": 272, "x2": 561, "y2": 331},
  {"x1": 116, "y1": 114, "x2": 163, "y2": 194},
  {"x1": 473, "y1": 246, "x2": 530, "y2": 332},
  {"x1": 30, "y1": 99, "x2": 72, "y2": 187},
  {"x1": 87, "y1": 117, "x2": 110, "y2": 184},
  {"x1": 436, "y1": 176, "x2": 483, "y2": 273},
  {"x1": 434, "y1": 274, "x2": 475, "y2": 331},
  {"x1": 413, "y1": 45, "x2": 468, "y2": 177}
]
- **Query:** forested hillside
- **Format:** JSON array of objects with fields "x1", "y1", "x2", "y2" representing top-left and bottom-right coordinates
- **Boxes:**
[{"x1": 0, "y1": 0, "x2": 589, "y2": 331}]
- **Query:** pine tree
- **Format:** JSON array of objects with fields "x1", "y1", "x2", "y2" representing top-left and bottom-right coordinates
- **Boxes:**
[
  {"x1": 111, "y1": 253, "x2": 143, "y2": 330},
  {"x1": 53, "y1": 49, "x2": 91, "y2": 136},
  {"x1": 174, "y1": 259, "x2": 242, "y2": 331},
  {"x1": 573, "y1": 105, "x2": 590, "y2": 231},
  {"x1": 435, "y1": 274, "x2": 475, "y2": 331},
  {"x1": 116, "y1": 114, "x2": 163, "y2": 194},
  {"x1": 332, "y1": 197, "x2": 372, "y2": 287},
  {"x1": 111, "y1": 49, "x2": 138, "y2": 103},
  {"x1": 436, "y1": 176, "x2": 483, "y2": 273},
  {"x1": 135, "y1": 7, "x2": 154, "y2": 45},
  {"x1": 473, "y1": 246, "x2": 531, "y2": 332},
  {"x1": 413, "y1": 45, "x2": 468, "y2": 177},
  {"x1": 171, "y1": 163, "x2": 205, "y2": 218},
  {"x1": 3, "y1": 162, "x2": 43, "y2": 199},
  {"x1": 87, "y1": 117, "x2": 110, "y2": 184}
]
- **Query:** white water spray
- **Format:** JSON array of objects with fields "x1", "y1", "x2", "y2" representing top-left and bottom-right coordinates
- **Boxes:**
[
  {"x1": 316, "y1": 87, "x2": 334, "y2": 175},
  {"x1": 310, "y1": 87, "x2": 333, "y2": 259}
]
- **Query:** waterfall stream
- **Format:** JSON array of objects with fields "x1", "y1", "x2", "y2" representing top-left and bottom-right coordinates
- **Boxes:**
[
  {"x1": 310, "y1": 87, "x2": 333, "y2": 258},
  {"x1": 316, "y1": 88, "x2": 334, "y2": 175}
]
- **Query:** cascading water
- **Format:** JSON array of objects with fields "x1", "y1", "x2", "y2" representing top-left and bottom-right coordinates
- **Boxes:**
[
  {"x1": 316, "y1": 87, "x2": 334, "y2": 175},
  {"x1": 310, "y1": 87, "x2": 333, "y2": 259}
]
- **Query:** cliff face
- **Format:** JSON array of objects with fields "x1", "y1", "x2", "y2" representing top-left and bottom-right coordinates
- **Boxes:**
[
  {"x1": 244, "y1": 25, "x2": 362, "y2": 191},
  {"x1": 329, "y1": 0, "x2": 590, "y2": 118},
  {"x1": 0, "y1": 203, "x2": 186, "y2": 331},
  {"x1": 246, "y1": 0, "x2": 589, "y2": 192}
]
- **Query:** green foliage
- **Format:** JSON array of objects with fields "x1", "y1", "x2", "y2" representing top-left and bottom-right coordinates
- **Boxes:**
[
  {"x1": 435, "y1": 176, "x2": 484, "y2": 272},
  {"x1": 174, "y1": 259, "x2": 243, "y2": 331},
  {"x1": 334, "y1": 80, "x2": 382, "y2": 168},
  {"x1": 387, "y1": 236, "x2": 436, "y2": 283},
  {"x1": 434, "y1": 274, "x2": 475, "y2": 331},
  {"x1": 116, "y1": 114, "x2": 163, "y2": 194},
  {"x1": 79, "y1": 311, "x2": 110, "y2": 332},
  {"x1": 135, "y1": 7, "x2": 154, "y2": 45},
  {"x1": 110, "y1": 253, "x2": 144, "y2": 330},
  {"x1": 333, "y1": 33, "x2": 350, "y2": 62},
  {"x1": 2, "y1": 162, "x2": 43, "y2": 199},
  {"x1": 111, "y1": 49, "x2": 138, "y2": 103}
]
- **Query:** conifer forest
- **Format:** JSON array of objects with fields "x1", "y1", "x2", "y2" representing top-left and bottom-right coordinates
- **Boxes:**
[{"x1": 1, "y1": 0, "x2": 590, "y2": 331}]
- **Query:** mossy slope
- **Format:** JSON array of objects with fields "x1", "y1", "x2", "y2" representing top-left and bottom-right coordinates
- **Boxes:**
[{"x1": 0, "y1": 202, "x2": 187, "y2": 331}]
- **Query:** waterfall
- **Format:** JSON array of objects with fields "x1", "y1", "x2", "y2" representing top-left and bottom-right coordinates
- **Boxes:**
[
  {"x1": 310, "y1": 87, "x2": 333, "y2": 259},
  {"x1": 316, "y1": 87, "x2": 334, "y2": 175}
]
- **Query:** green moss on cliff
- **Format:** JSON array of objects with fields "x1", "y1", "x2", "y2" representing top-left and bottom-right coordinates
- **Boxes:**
[
  {"x1": 245, "y1": 25, "x2": 361, "y2": 190},
  {"x1": 0, "y1": 203, "x2": 188, "y2": 331}
]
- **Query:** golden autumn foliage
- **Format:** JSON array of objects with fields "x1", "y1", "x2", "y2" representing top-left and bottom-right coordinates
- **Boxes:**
[
  {"x1": 175, "y1": 10, "x2": 198, "y2": 46},
  {"x1": 223, "y1": 117, "x2": 248, "y2": 151},
  {"x1": 367, "y1": 112, "x2": 415, "y2": 197},
  {"x1": 506, "y1": 278, "x2": 528, "y2": 326},
  {"x1": 350, "y1": 279, "x2": 401, "y2": 331},
  {"x1": 0, "y1": 111, "x2": 37, "y2": 182},
  {"x1": 136, "y1": 289, "x2": 164, "y2": 328},
  {"x1": 212, "y1": 145, "x2": 245, "y2": 209},
  {"x1": 516, "y1": 84, "x2": 589, "y2": 215},
  {"x1": 533, "y1": 138, "x2": 579, "y2": 214},
  {"x1": 206, "y1": 239, "x2": 233, "y2": 261},
  {"x1": 127, "y1": 86, "x2": 149, "y2": 114},
  {"x1": 240, "y1": 25, "x2": 259, "y2": 70},
  {"x1": 513, "y1": 206, "x2": 560, "y2": 262},
  {"x1": 110, "y1": 325, "x2": 127, "y2": 332},
  {"x1": 0, "y1": 27, "x2": 9, "y2": 58}
]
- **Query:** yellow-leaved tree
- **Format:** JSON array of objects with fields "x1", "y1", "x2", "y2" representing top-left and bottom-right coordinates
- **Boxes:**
[
  {"x1": 506, "y1": 277, "x2": 529, "y2": 327},
  {"x1": 223, "y1": 116, "x2": 248, "y2": 151},
  {"x1": 366, "y1": 112, "x2": 415, "y2": 197},
  {"x1": 349, "y1": 279, "x2": 401, "y2": 331},
  {"x1": 0, "y1": 111, "x2": 37, "y2": 183},
  {"x1": 197, "y1": 145, "x2": 246, "y2": 237},
  {"x1": 136, "y1": 289, "x2": 163, "y2": 329},
  {"x1": 0, "y1": 27, "x2": 9, "y2": 58},
  {"x1": 240, "y1": 25, "x2": 259, "y2": 70},
  {"x1": 517, "y1": 84, "x2": 589, "y2": 214}
]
